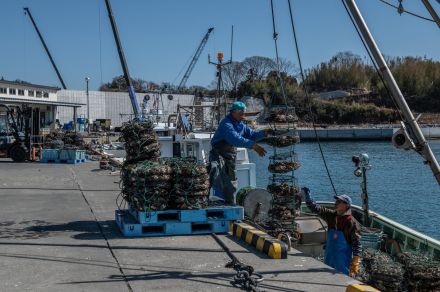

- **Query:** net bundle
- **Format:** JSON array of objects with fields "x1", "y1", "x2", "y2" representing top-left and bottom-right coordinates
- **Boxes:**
[
  {"x1": 360, "y1": 248, "x2": 405, "y2": 291},
  {"x1": 121, "y1": 158, "x2": 210, "y2": 211},
  {"x1": 44, "y1": 130, "x2": 85, "y2": 149},
  {"x1": 121, "y1": 160, "x2": 173, "y2": 211},
  {"x1": 360, "y1": 248, "x2": 440, "y2": 292},
  {"x1": 397, "y1": 252, "x2": 440, "y2": 291},
  {"x1": 166, "y1": 158, "x2": 210, "y2": 210},
  {"x1": 121, "y1": 120, "x2": 160, "y2": 163}
]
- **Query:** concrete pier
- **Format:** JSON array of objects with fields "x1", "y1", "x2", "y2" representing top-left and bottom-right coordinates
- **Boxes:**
[{"x1": 0, "y1": 160, "x2": 360, "y2": 291}]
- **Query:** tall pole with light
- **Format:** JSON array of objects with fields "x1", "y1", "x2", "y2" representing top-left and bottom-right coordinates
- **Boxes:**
[{"x1": 85, "y1": 77, "x2": 90, "y2": 133}]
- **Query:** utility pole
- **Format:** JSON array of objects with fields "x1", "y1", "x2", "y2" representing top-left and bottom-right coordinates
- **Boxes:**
[
  {"x1": 344, "y1": 0, "x2": 440, "y2": 184},
  {"x1": 85, "y1": 77, "x2": 90, "y2": 133},
  {"x1": 209, "y1": 52, "x2": 231, "y2": 126}
]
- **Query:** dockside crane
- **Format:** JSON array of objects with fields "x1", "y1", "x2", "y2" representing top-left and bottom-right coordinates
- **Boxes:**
[
  {"x1": 177, "y1": 27, "x2": 214, "y2": 91},
  {"x1": 104, "y1": 0, "x2": 142, "y2": 120},
  {"x1": 23, "y1": 7, "x2": 67, "y2": 89}
]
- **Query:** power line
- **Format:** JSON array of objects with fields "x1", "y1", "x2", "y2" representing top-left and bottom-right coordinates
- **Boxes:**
[
  {"x1": 287, "y1": 0, "x2": 338, "y2": 196},
  {"x1": 378, "y1": 0, "x2": 436, "y2": 22}
]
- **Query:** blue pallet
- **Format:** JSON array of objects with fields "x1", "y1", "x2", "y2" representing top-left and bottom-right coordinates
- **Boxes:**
[
  {"x1": 115, "y1": 210, "x2": 231, "y2": 237},
  {"x1": 41, "y1": 149, "x2": 60, "y2": 160},
  {"x1": 59, "y1": 149, "x2": 86, "y2": 160},
  {"x1": 40, "y1": 158, "x2": 87, "y2": 164},
  {"x1": 128, "y1": 206, "x2": 244, "y2": 224}
]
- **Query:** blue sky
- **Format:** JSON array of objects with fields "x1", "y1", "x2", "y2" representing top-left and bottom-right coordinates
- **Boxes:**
[{"x1": 1, "y1": 0, "x2": 439, "y2": 90}]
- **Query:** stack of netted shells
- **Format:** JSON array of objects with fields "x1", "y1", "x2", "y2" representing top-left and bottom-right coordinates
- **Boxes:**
[
  {"x1": 360, "y1": 248, "x2": 405, "y2": 291},
  {"x1": 264, "y1": 106, "x2": 301, "y2": 236},
  {"x1": 168, "y1": 158, "x2": 210, "y2": 210},
  {"x1": 121, "y1": 160, "x2": 173, "y2": 211},
  {"x1": 63, "y1": 131, "x2": 85, "y2": 149},
  {"x1": 267, "y1": 183, "x2": 301, "y2": 227},
  {"x1": 265, "y1": 109, "x2": 298, "y2": 123},
  {"x1": 44, "y1": 130, "x2": 85, "y2": 149},
  {"x1": 268, "y1": 161, "x2": 301, "y2": 173},
  {"x1": 397, "y1": 252, "x2": 440, "y2": 291},
  {"x1": 121, "y1": 120, "x2": 160, "y2": 163}
]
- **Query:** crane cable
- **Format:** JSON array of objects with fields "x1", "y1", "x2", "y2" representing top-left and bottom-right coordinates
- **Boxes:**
[
  {"x1": 340, "y1": 0, "x2": 405, "y2": 122},
  {"x1": 270, "y1": 0, "x2": 289, "y2": 108},
  {"x1": 286, "y1": 0, "x2": 338, "y2": 196}
]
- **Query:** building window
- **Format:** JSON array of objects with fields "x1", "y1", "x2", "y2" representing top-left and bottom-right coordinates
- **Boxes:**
[
  {"x1": 9, "y1": 88, "x2": 16, "y2": 95},
  {"x1": 0, "y1": 88, "x2": 6, "y2": 94},
  {"x1": 18, "y1": 89, "x2": 25, "y2": 96},
  {"x1": 28, "y1": 90, "x2": 34, "y2": 97},
  {"x1": 36, "y1": 91, "x2": 42, "y2": 98},
  {"x1": 43, "y1": 92, "x2": 49, "y2": 98}
]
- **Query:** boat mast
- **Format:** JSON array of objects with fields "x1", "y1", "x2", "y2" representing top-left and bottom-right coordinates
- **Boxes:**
[
  {"x1": 104, "y1": 0, "x2": 142, "y2": 120},
  {"x1": 344, "y1": 0, "x2": 440, "y2": 184}
]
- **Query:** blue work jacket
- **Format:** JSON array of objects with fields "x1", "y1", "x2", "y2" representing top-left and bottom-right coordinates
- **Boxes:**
[{"x1": 211, "y1": 114, "x2": 265, "y2": 149}]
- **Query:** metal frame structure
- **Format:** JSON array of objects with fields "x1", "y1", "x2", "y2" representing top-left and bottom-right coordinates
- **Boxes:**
[{"x1": 345, "y1": 0, "x2": 440, "y2": 184}]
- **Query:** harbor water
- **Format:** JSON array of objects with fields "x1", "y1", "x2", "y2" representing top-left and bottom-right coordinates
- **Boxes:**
[{"x1": 249, "y1": 140, "x2": 440, "y2": 240}]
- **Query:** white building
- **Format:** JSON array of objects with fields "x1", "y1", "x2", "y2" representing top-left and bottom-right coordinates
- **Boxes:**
[
  {"x1": 0, "y1": 79, "x2": 196, "y2": 131},
  {"x1": 57, "y1": 90, "x2": 196, "y2": 127},
  {"x1": 0, "y1": 79, "x2": 83, "y2": 135}
]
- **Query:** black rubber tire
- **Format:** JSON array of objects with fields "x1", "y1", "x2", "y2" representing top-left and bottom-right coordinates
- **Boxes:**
[{"x1": 10, "y1": 145, "x2": 27, "y2": 162}]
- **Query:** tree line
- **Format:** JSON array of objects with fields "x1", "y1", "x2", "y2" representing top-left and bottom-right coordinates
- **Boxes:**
[{"x1": 100, "y1": 52, "x2": 440, "y2": 124}]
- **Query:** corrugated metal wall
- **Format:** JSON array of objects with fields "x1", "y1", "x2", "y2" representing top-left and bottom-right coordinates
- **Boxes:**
[{"x1": 57, "y1": 90, "x2": 194, "y2": 127}]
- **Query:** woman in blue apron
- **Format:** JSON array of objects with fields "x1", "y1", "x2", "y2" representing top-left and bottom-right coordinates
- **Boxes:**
[{"x1": 302, "y1": 188, "x2": 361, "y2": 276}]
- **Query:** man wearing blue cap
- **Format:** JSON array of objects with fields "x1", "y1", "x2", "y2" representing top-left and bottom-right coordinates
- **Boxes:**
[
  {"x1": 302, "y1": 188, "x2": 362, "y2": 277},
  {"x1": 209, "y1": 101, "x2": 271, "y2": 205}
]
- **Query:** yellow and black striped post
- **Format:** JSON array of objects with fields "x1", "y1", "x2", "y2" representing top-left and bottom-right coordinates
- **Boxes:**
[{"x1": 230, "y1": 222, "x2": 288, "y2": 259}]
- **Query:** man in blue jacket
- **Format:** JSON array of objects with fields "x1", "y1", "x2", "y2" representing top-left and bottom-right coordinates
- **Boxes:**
[{"x1": 209, "y1": 101, "x2": 271, "y2": 205}]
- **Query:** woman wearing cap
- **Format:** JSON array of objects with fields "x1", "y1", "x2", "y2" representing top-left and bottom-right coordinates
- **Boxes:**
[
  {"x1": 209, "y1": 101, "x2": 271, "y2": 205},
  {"x1": 302, "y1": 188, "x2": 362, "y2": 277}
]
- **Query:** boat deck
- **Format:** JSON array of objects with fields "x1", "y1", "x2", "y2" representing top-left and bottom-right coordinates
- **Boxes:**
[{"x1": 0, "y1": 160, "x2": 359, "y2": 291}]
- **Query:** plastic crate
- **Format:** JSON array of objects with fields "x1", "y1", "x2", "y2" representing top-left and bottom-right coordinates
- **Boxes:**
[
  {"x1": 59, "y1": 150, "x2": 86, "y2": 161},
  {"x1": 41, "y1": 149, "x2": 60, "y2": 161}
]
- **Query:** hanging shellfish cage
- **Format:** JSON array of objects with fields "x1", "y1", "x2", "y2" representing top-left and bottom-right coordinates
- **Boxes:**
[
  {"x1": 265, "y1": 106, "x2": 299, "y2": 125},
  {"x1": 263, "y1": 105, "x2": 302, "y2": 236}
]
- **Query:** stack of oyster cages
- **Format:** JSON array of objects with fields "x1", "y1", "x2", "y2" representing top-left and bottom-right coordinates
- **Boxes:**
[
  {"x1": 121, "y1": 160, "x2": 173, "y2": 211},
  {"x1": 120, "y1": 120, "x2": 210, "y2": 211},
  {"x1": 168, "y1": 158, "x2": 210, "y2": 210},
  {"x1": 265, "y1": 106, "x2": 302, "y2": 234},
  {"x1": 121, "y1": 120, "x2": 161, "y2": 163}
]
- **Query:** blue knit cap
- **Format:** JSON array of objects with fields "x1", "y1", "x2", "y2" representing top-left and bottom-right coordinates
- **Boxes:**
[{"x1": 230, "y1": 101, "x2": 246, "y2": 112}]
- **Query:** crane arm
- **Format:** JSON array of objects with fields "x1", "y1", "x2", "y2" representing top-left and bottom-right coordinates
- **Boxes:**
[
  {"x1": 23, "y1": 7, "x2": 67, "y2": 89},
  {"x1": 104, "y1": 0, "x2": 141, "y2": 120},
  {"x1": 178, "y1": 28, "x2": 214, "y2": 90}
]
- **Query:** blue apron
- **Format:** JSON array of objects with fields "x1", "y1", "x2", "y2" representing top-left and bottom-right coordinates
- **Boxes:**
[{"x1": 324, "y1": 228, "x2": 353, "y2": 275}]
